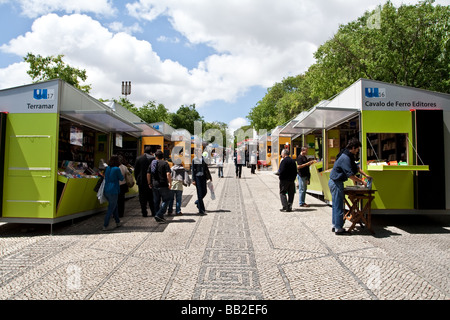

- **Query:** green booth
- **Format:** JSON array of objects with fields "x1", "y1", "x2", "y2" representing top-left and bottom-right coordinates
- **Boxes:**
[
  {"x1": 0, "y1": 79, "x2": 142, "y2": 227},
  {"x1": 289, "y1": 78, "x2": 450, "y2": 214}
]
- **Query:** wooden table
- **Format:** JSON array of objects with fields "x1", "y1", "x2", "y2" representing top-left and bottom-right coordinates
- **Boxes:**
[{"x1": 343, "y1": 187, "x2": 376, "y2": 234}]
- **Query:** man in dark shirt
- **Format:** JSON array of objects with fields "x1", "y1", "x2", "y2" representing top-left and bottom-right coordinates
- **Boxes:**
[
  {"x1": 134, "y1": 146, "x2": 155, "y2": 217},
  {"x1": 296, "y1": 147, "x2": 317, "y2": 208},
  {"x1": 147, "y1": 151, "x2": 172, "y2": 223},
  {"x1": 192, "y1": 149, "x2": 212, "y2": 215},
  {"x1": 328, "y1": 138, "x2": 370, "y2": 235},
  {"x1": 279, "y1": 149, "x2": 298, "y2": 212}
]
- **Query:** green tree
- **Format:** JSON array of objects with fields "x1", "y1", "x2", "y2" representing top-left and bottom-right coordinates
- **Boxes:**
[
  {"x1": 24, "y1": 53, "x2": 92, "y2": 93},
  {"x1": 309, "y1": 0, "x2": 449, "y2": 100},
  {"x1": 248, "y1": 0, "x2": 449, "y2": 130},
  {"x1": 203, "y1": 121, "x2": 230, "y2": 146},
  {"x1": 132, "y1": 101, "x2": 171, "y2": 124},
  {"x1": 170, "y1": 104, "x2": 204, "y2": 134},
  {"x1": 247, "y1": 74, "x2": 317, "y2": 130}
]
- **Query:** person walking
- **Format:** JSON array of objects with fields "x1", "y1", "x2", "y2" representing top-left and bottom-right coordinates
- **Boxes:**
[
  {"x1": 103, "y1": 155, "x2": 124, "y2": 231},
  {"x1": 117, "y1": 155, "x2": 129, "y2": 218},
  {"x1": 279, "y1": 149, "x2": 297, "y2": 212},
  {"x1": 168, "y1": 158, "x2": 191, "y2": 215},
  {"x1": 234, "y1": 149, "x2": 243, "y2": 178},
  {"x1": 250, "y1": 150, "x2": 257, "y2": 174},
  {"x1": 134, "y1": 146, "x2": 155, "y2": 217},
  {"x1": 192, "y1": 149, "x2": 212, "y2": 215},
  {"x1": 328, "y1": 138, "x2": 371, "y2": 235},
  {"x1": 147, "y1": 151, "x2": 172, "y2": 223},
  {"x1": 216, "y1": 153, "x2": 224, "y2": 178},
  {"x1": 296, "y1": 147, "x2": 317, "y2": 208}
]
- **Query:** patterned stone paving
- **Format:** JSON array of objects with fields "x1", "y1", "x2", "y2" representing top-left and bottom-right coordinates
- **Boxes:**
[
  {"x1": 0, "y1": 163, "x2": 449, "y2": 301},
  {"x1": 193, "y1": 174, "x2": 263, "y2": 299}
]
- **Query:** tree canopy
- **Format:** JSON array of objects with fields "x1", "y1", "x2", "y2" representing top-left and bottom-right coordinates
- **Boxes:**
[
  {"x1": 24, "y1": 53, "x2": 92, "y2": 93},
  {"x1": 247, "y1": 0, "x2": 449, "y2": 130}
]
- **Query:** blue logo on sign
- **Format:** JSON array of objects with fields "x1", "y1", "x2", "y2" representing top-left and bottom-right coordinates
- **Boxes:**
[
  {"x1": 365, "y1": 88, "x2": 386, "y2": 98},
  {"x1": 33, "y1": 89, "x2": 48, "y2": 100}
]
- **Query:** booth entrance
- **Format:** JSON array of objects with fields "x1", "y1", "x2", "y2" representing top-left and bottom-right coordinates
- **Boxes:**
[{"x1": 415, "y1": 109, "x2": 446, "y2": 210}]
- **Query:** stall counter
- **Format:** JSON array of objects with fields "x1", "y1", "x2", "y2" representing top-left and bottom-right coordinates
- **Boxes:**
[
  {"x1": 57, "y1": 176, "x2": 106, "y2": 217},
  {"x1": 56, "y1": 175, "x2": 138, "y2": 218}
]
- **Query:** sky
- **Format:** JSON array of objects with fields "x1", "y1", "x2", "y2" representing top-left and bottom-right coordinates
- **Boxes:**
[{"x1": 0, "y1": 0, "x2": 449, "y2": 133}]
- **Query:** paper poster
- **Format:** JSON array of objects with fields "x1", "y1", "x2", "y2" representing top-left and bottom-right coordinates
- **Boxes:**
[{"x1": 70, "y1": 126, "x2": 83, "y2": 146}]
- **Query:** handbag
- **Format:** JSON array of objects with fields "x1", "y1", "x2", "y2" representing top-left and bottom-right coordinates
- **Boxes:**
[
  {"x1": 93, "y1": 175, "x2": 104, "y2": 192},
  {"x1": 125, "y1": 170, "x2": 135, "y2": 188},
  {"x1": 207, "y1": 181, "x2": 215, "y2": 200},
  {"x1": 97, "y1": 178, "x2": 107, "y2": 204}
]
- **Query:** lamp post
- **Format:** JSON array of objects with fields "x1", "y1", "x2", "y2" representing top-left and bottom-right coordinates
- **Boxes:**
[{"x1": 122, "y1": 81, "x2": 131, "y2": 97}]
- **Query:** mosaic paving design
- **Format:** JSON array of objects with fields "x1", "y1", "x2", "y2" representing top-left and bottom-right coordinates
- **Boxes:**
[{"x1": 193, "y1": 176, "x2": 263, "y2": 299}]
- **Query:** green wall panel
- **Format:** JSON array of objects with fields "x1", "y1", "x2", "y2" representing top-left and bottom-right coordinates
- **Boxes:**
[{"x1": 2, "y1": 113, "x2": 58, "y2": 218}]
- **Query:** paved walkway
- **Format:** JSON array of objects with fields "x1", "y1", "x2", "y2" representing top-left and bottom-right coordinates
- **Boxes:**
[{"x1": 0, "y1": 163, "x2": 449, "y2": 301}]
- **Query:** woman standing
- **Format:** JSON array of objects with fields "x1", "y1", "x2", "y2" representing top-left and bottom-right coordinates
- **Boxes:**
[{"x1": 103, "y1": 155, "x2": 124, "y2": 231}]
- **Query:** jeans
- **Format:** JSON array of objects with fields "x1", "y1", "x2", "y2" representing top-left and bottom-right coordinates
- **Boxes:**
[
  {"x1": 168, "y1": 190, "x2": 183, "y2": 213},
  {"x1": 328, "y1": 179, "x2": 345, "y2": 230},
  {"x1": 104, "y1": 192, "x2": 120, "y2": 227},
  {"x1": 194, "y1": 176, "x2": 207, "y2": 213},
  {"x1": 153, "y1": 187, "x2": 171, "y2": 219},
  {"x1": 298, "y1": 175, "x2": 308, "y2": 206},
  {"x1": 218, "y1": 166, "x2": 223, "y2": 177}
]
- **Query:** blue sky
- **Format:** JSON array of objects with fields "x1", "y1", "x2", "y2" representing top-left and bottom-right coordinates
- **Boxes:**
[{"x1": 1, "y1": 0, "x2": 448, "y2": 132}]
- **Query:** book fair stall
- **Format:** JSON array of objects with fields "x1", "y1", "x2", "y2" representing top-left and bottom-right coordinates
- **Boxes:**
[
  {"x1": 0, "y1": 79, "x2": 142, "y2": 227},
  {"x1": 274, "y1": 78, "x2": 450, "y2": 214}
]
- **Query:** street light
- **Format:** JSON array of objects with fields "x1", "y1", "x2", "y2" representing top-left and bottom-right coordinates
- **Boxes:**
[{"x1": 122, "y1": 81, "x2": 131, "y2": 97}]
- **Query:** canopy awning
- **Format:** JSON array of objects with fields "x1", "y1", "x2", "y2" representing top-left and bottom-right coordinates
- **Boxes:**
[
  {"x1": 293, "y1": 105, "x2": 360, "y2": 131},
  {"x1": 61, "y1": 110, "x2": 142, "y2": 137}
]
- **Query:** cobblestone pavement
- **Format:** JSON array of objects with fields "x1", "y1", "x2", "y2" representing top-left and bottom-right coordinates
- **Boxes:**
[{"x1": 0, "y1": 163, "x2": 449, "y2": 301}]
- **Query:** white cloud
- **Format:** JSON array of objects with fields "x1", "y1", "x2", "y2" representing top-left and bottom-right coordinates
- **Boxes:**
[
  {"x1": 157, "y1": 36, "x2": 180, "y2": 44},
  {"x1": 0, "y1": 14, "x2": 189, "y2": 108},
  {"x1": 108, "y1": 22, "x2": 143, "y2": 35},
  {"x1": 228, "y1": 117, "x2": 249, "y2": 133},
  {"x1": 8, "y1": 0, "x2": 116, "y2": 18},
  {"x1": 0, "y1": 62, "x2": 31, "y2": 88},
  {"x1": 2, "y1": 0, "x2": 449, "y2": 121}
]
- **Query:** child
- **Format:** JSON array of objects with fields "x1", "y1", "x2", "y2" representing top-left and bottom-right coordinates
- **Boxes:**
[{"x1": 168, "y1": 158, "x2": 191, "y2": 215}]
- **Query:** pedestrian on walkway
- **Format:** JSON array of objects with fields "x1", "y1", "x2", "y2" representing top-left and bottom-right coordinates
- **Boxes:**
[
  {"x1": 192, "y1": 149, "x2": 212, "y2": 215},
  {"x1": 103, "y1": 155, "x2": 124, "y2": 231},
  {"x1": 117, "y1": 155, "x2": 129, "y2": 218},
  {"x1": 279, "y1": 149, "x2": 297, "y2": 212},
  {"x1": 250, "y1": 150, "x2": 257, "y2": 174},
  {"x1": 147, "y1": 151, "x2": 172, "y2": 223},
  {"x1": 296, "y1": 147, "x2": 317, "y2": 208},
  {"x1": 168, "y1": 158, "x2": 191, "y2": 215},
  {"x1": 216, "y1": 153, "x2": 224, "y2": 178},
  {"x1": 234, "y1": 149, "x2": 243, "y2": 178},
  {"x1": 328, "y1": 138, "x2": 371, "y2": 235},
  {"x1": 134, "y1": 146, "x2": 156, "y2": 217}
]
